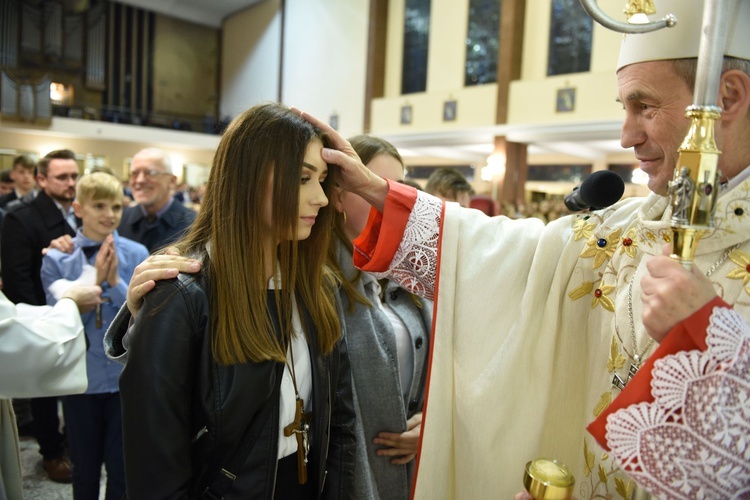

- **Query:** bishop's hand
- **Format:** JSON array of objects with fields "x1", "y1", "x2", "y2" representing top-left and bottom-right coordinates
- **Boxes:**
[
  {"x1": 292, "y1": 107, "x2": 389, "y2": 212},
  {"x1": 641, "y1": 245, "x2": 718, "y2": 342}
]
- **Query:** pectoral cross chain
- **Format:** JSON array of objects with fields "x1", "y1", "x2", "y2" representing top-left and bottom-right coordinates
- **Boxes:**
[{"x1": 283, "y1": 398, "x2": 311, "y2": 485}]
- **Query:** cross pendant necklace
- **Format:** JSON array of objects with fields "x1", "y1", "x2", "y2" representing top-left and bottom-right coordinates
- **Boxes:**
[
  {"x1": 284, "y1": 397, "x2": 311, "y2": 484},
  {"x1": 612, "y1": 354, "x2": 645, "y2": 390},
  {"x1": 612, "y1": 274, "x2": 655, "y2": 391},
  {"x1": 612, "y1": 244, "x2": 739, "y2": 391},
  {"x1": 283, "y1": 333, "x2": 312, "y2": 485}
]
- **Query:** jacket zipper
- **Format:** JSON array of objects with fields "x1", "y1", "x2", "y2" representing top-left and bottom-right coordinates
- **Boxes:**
[
  {"x1": 320, "y1": 358, "x2": 332, "y2": 493},
  {"x1": 270, "y1": 365, "x2": 282, "y2": 500},
  {"x1": 191, "y1": 426, "x2": 208, "y2": 444}
]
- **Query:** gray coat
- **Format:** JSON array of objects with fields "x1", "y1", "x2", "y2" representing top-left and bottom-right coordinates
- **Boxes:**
[{"x1": 336, "y1": 243, "x2": 432, "y2": 500}]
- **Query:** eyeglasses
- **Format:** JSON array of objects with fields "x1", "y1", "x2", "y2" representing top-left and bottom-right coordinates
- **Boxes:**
[
  {"x1": 49, "y1": 173, "x2": 79, "y2": 182},
  {"x1": 129, "y1": 169, "x2": 171, "y2": 181}
]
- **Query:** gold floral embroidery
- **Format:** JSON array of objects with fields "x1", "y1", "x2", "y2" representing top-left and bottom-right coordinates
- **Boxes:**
[
  {"x1": 580, "y1": 446, "x2": 634, "y2": 499},
  {"x1": 607, "y1": 335, "x2": 625, "y2": 373},
  {"x1": 573, "y1": 217, "x2": 596, "y2": 241},
  {"x1": 591, "y1": 284, "x2": 615, "y2": 312},
  {"x1": 583, "y1": 438, "x2": 595, "y2": 477},
  {"x1": 619, "y1": 227, "x2": 638, "y2": 258},
  {"x1": 593, "y1": 391, "x2": 612, "y2": 417},
  {"x1": 615, "y1": 477, "x2": 635, "y2": 499},
  {"x1": 598, "y1": 464, "x2": 608, "y2": 484},
  {"x1": 580, "y1": 228, "x2": 621, "y2": 269},
  {"x1": 567, "y1": 280, "x2": 615, "y2": 310},
  {"x1": 727, "y1": 249, "x2": 750, "y2": 291},
  {"x1": 568, "y1": 281, "x2": 594, "y2": 301}
]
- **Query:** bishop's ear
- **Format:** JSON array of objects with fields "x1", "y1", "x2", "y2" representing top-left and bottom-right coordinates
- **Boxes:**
[{"x1": 719, "y1": 69, "x2": 750, "y2": 119}]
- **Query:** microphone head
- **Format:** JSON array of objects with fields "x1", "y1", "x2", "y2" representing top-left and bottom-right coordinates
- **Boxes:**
[{"x1": 579, "y1": 170, "x2": 625, "y2": 210}]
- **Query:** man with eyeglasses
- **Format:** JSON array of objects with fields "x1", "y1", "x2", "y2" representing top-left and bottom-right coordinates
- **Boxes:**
[
  {"x1": 1, "y1": 149, "x2": 83, "y2": 483},
  {"x1": 117, "y1": 148, "x2": 196, "y2": 253}
]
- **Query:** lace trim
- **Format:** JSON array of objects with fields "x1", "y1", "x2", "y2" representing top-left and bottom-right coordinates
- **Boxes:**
[
  {"x1": 368, "y1": 191, "x2": 441, "y2": 300},
  {"x1": 605, "y1": 307, "x2": 750, "y2": 498}
]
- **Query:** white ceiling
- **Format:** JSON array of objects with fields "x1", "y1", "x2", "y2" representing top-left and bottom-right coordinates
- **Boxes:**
[{"x1": 113, "y1": 0, "x2": 266, "y2": 27}]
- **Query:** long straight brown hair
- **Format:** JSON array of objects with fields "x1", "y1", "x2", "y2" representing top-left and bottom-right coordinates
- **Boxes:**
[{"x1": 174, "y1": 103, "x2": 340, "y2": 365}]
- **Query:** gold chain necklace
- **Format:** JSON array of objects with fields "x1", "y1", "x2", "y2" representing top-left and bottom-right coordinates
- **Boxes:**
[{"x1": 612, "y1": 243, "x2": 740, "y2": 390}]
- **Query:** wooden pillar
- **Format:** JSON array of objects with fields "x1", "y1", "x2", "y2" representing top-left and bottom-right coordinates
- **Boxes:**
[
  {"x1": 492, "y1": 0, "x2": 527, "y2": 206},
  {"x1": 363, "y1": 0, "x2": 388, "y2": 133},
  {"x1": 492, "y1": 137, "x2": 528, "y2": 206}
]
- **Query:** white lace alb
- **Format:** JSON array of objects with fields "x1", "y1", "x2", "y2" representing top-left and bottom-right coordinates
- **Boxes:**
[{"x1": 605, "y1": 307, "x2": 750, "y2": 498}]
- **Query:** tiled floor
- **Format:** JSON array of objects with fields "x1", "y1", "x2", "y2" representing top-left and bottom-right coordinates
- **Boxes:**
[
  {"x1": 18, "y1": 436, "x2": 73, "y2": 500},
  {"x1": 18, "y1": 436, "x2": 106, "y2": 500}
]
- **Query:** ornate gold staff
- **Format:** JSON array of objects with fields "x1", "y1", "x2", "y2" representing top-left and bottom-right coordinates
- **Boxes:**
[{"x1": 667, "y1": 0, "x2": 730, "y2": 268}]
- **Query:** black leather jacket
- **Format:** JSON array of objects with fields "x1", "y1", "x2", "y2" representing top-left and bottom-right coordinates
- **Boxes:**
[{"x1": 114, "y1": 271, "x2": 356, "y2": 499}]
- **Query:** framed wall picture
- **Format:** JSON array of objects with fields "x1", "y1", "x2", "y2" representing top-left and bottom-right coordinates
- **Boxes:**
[
  {"x1": 400, "y1": 104, "x2": 413, "y2": 125},
  {"x1": 443, "y1": 100, "x2": 457, "y2": 122},
  {"x1": 556, "y1": 87, "x2": 576, "y2": 113}
]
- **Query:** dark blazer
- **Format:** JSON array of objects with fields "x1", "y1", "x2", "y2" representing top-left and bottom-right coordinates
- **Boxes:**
[
  {"x1": 1, "y1": 191, "x2": 77, "y2": 305},
  {"x1": 0, "y1": 191, "x2": 18, "y2": 209},
  {"x1": 117, "y1": 200, "x2": 196, "y2": 253},
  {"x1": 113, "y1": 269, "x2": 356, "y2": 499}
]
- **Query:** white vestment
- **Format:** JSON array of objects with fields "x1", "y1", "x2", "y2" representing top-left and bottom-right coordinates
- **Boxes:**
[
  {"x1": 358, "y1": 177, "x2": 750, "y2": 498},
  {"x1": 0, "y1": 292, "x2": 87, "y2": 500}
]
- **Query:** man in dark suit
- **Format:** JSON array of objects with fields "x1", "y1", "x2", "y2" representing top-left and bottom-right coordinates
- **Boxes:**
[
  {"x1": 1, "y1": 149, "x2": 80, "y2": 483},
  {"x1": 118, "y1": 148, "x2": 196, "y2": 252},
  {"x1": 0, "y1": 155, "x2": 37, "y2": 209},
  {"x1": 0, "y1": 169, "x2": 14, "y2": 196}
]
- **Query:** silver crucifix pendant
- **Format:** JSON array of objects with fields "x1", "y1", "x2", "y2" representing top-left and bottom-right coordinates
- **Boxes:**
[{"x1": 301, "y1": 422, "x2": 310, "y2": 464}]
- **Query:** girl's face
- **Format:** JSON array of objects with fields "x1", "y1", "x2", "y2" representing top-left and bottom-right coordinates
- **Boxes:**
[
  {"x1": 262, "y1": 138, "x2": 329, "y2": 243},
  {"x1": 297, "y1": 139, "x2": 330, "y2": 240},
  {"x1": 336, "y1": 153, "x2": 404, "y2": 242}
]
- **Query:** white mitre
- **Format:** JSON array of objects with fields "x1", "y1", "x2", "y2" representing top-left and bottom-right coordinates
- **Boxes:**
[{"x1": 617, "y1": 0, "x2": 750, "y2": 71}]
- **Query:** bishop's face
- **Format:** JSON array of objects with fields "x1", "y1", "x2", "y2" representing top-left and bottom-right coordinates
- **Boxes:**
[{"x1": 617, "y1": 60, "x2": 694, "y2": 196}]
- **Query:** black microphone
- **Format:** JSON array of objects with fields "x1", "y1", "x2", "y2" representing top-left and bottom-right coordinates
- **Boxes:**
[{"x1": 564, "y1": 170, "x2": 625, "y2": 211}]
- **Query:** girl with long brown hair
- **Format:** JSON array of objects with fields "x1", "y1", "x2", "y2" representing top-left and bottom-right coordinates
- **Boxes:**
[{"x1": 116, "y1": 103, "x2": 355, "y2": 499}]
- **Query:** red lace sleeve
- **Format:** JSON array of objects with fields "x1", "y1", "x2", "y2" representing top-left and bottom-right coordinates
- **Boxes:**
[{"x1": 353, "y1": 179, "x2": 418, "y2": 272}]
